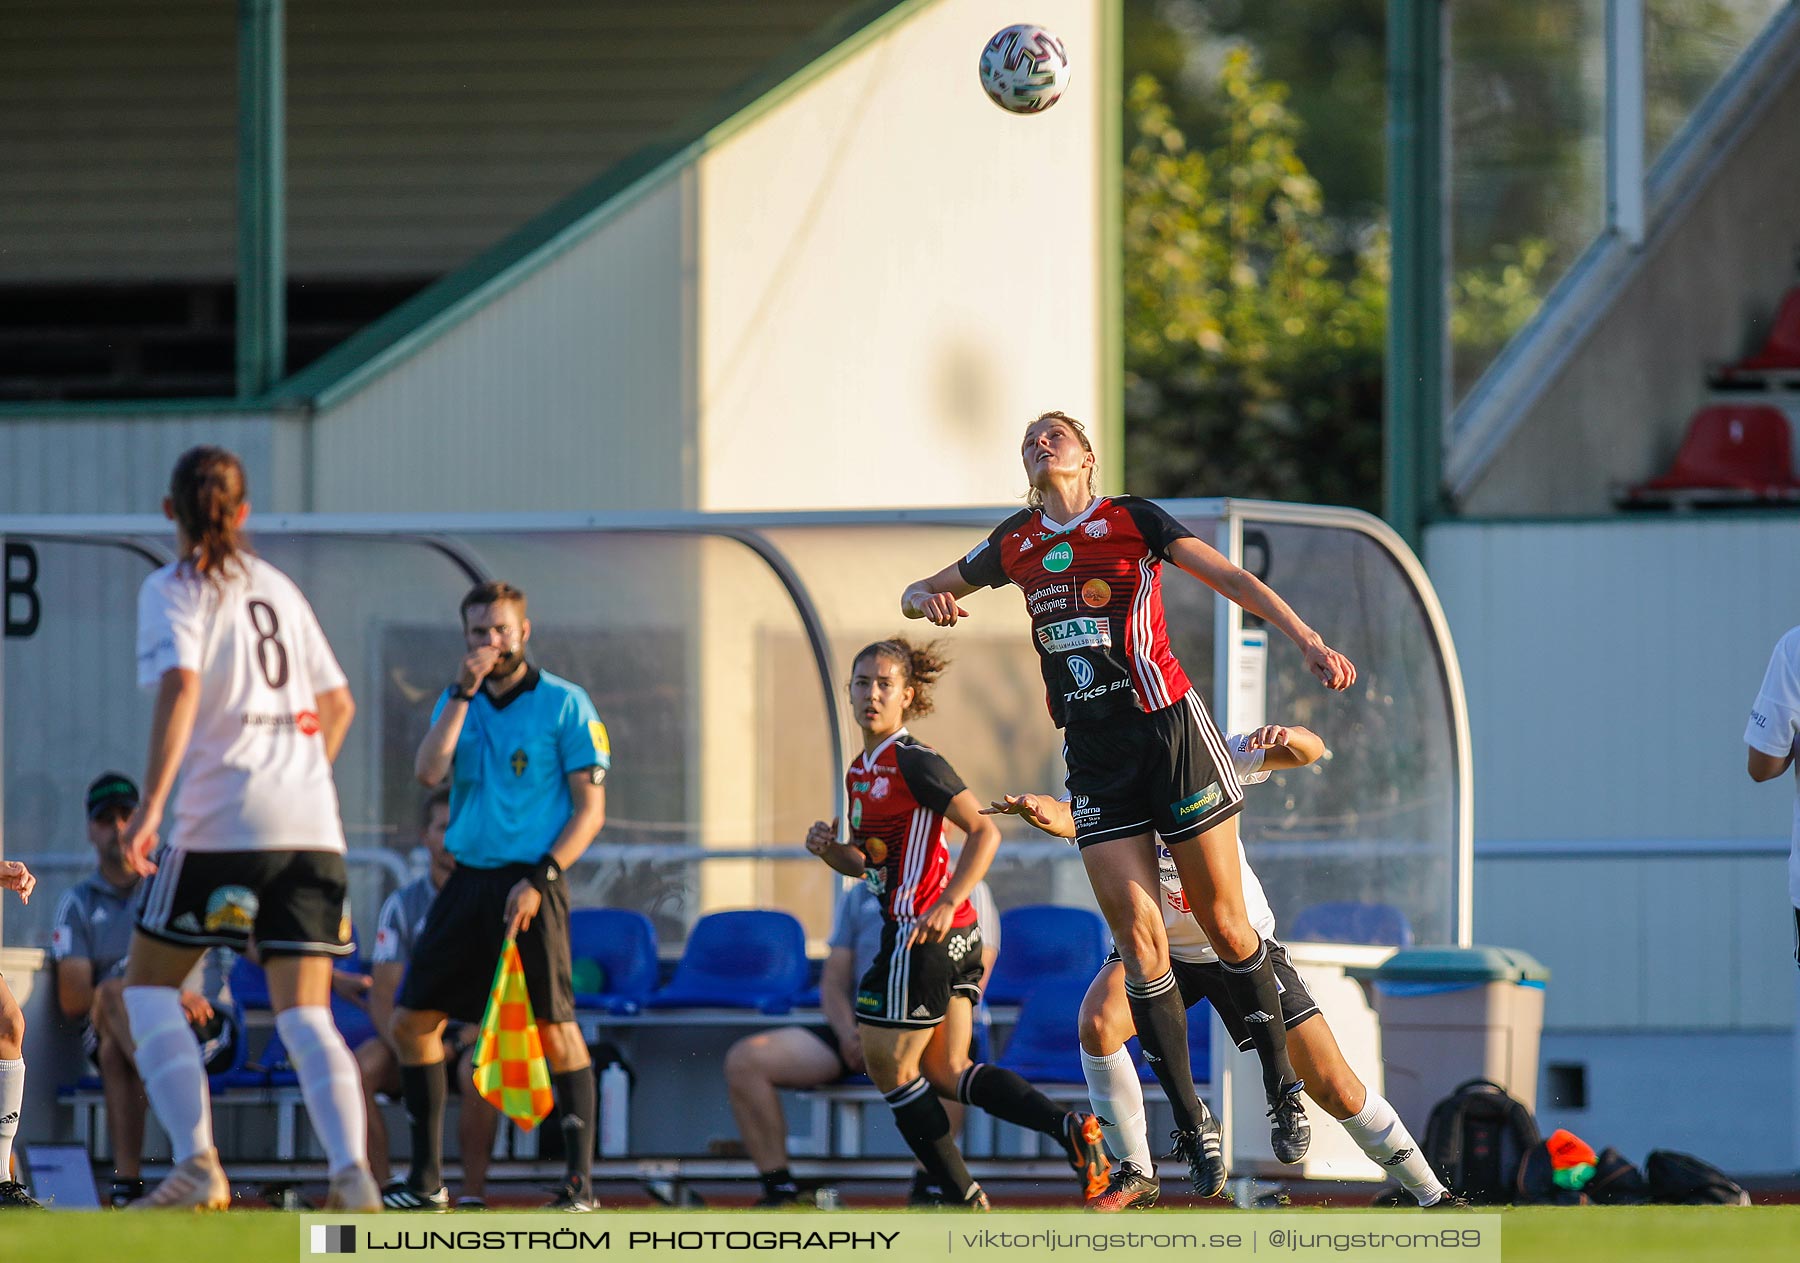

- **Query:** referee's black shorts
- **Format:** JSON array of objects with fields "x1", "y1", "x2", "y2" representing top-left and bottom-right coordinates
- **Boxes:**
[{"x1": 397, "y1": 862, "x2": 576, "y2": 1025}]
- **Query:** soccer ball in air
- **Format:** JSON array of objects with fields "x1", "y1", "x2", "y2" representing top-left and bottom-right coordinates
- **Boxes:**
[{"x1": 978, "y1": 24, "x2": 1072, "y2": 114}]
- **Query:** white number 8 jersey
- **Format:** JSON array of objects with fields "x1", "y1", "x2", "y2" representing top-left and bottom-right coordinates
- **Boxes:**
[{"x1": 136, "y1": 555, "x2": 348, "y2": 853}]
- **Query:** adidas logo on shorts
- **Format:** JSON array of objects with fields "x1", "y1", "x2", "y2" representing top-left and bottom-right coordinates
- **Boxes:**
[
  {"x1": 911, "y1": 1005, "x2": 930, "y2": 1018},
  {"x1": 1242, "y1": 1010, "x2": 1276, "y2": 1023}
]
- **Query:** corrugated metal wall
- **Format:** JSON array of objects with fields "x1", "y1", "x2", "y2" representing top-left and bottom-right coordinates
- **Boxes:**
[
  {"x1": 0, "y1": 409, "x2": 307, "y2": 512},
  {"x1": 1431, "y1": 517, "x2": 1800, "y2": 1030},
  {"x1": 0, "y1": 0, "x2": 853, "y2": 280},
  {"x1": 309, "y1": 172, "x2": 696, "y2": 512}
]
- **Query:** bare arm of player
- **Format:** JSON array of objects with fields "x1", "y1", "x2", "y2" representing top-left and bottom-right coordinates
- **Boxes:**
[
  {"x1": 503, "y1": 774, "x2": 606, "y2": 937},
  {"x1": 910, "y1": 790, "x2": 1000, "y2": 946},
  {"x1": 1163, "y1": 535, "x2": 1356, "y2": 691},
  {"x1": 56, "y1": 956, "x2": 97, "y2": 1023},
  {"x1": 0, "y1": 860, "x2": 34, "y2": 903},
  {"x1": 1245, "y1": 723, "x2": 1326, "y2": 771},
  {"x1": 368, "y1": 961, "x2": 405, "y2": 1051},
  {"x1": 818, "y1": 946, "x2": 864, "y2": 1072},
  {"x1": 981, "y1": 793, "x2": 1076, "y2": 840},
  {"x1": 1748, "y1": 746, "x2": 1794, "y2": 782},
  {"x1": 315, "y1": 684, "x2": 355, "y2": 764},
  {"x1": 121, "y1": 668, "x2": 204, "y2": 875},
  {"x1": 901, "y1": 560, "x2": 979, "y2": 627},
  {"x1": 805, "y1": 818, "x2": 868, "y2": 878}
]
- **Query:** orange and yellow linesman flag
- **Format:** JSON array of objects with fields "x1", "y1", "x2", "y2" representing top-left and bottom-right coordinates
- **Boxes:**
[{"x1": 472, "y1": 937, "x2": 555, "y2": 1130}]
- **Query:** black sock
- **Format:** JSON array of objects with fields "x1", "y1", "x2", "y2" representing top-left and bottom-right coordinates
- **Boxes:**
[
  {"x1": 884, "y1": 1077, "x2": 976, "y2": 1200},
  {"x1": 761, "y1": 1167, "x2": 799, "y2": 1198},
  {"x1": 1219, "y1": 941, "x2": 1297, "y2": 1098},
  {"x1": 399, "y1": 1060, "x2": 447, "y2": 1192},
  {"x1": 957, "y1": 1063, "x2": 1066, "y2": 1139},
  {"x1": 1124, "y1": 971, "x2": 1205, "y2": 1133},
  {"x1": 552, "y1": 1067, "x2": 598, "y2": 1191}
]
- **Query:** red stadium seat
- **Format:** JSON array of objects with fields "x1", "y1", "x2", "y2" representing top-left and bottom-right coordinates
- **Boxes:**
[
  {"x1": 1621, "y1": 404, "x2": 1800, "y2": 507},
  {"x1": 1722, "y1": 286, "x2": 1800, "y2": 376}
]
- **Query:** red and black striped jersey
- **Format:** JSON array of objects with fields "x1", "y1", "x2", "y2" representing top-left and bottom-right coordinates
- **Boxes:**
[
  {"x1": 957, "y1": 495, "x2": 1196, "y2": 728},
  {"x1": 846, "y1": 730, "x2": 977, "y2": 926}
]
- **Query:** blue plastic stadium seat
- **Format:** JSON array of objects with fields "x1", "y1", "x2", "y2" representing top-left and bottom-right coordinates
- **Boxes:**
[
  {"x1": 994, "y1": 976, "x2": 1092, "y2": 1084},
  {"x1": 568, "y1": 907, "x2": 660, "y2": 1015},
  {"x1": 983, "y1": 905, "x2": 1110, "y2": 1006},
  {"x1": 644, "y1": 910, "x2": 809, "y2": 1014},
  {"x1": 1287, "y1": 900, "x2": 1414, "y2": 948},
  {"x1": 231, "y1": 954, "x2": 272, "y2": 1012}
]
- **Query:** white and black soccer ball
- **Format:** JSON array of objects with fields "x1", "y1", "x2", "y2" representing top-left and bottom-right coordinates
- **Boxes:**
[{"x1": 978, "y1": 23, "x2": 1072, "y2": 114}]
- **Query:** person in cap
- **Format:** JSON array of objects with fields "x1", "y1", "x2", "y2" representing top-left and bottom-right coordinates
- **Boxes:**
[{"x1": 50, "y1": 773, "x2": 239, "y2": 1206}]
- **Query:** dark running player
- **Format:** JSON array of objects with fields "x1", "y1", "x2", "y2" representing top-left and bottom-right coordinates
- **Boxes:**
[
  {"x1": 990, "y1": 725, "x2": 1459, "y2": 1212},
  {"x1": 901, "y1": 410, "x2": 1356, "y2": 1196},
  {"x1": 804, "y1": 636, "x2": 1108, "y2": 1209},
  {"x1": 393, "y1": 582, "x2": 609, "y2": 1211}
]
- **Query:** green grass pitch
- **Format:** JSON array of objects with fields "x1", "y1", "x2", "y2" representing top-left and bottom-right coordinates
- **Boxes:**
[{"x1": 2, "y1": 1206, "x2": 1797, "y2": 1263}]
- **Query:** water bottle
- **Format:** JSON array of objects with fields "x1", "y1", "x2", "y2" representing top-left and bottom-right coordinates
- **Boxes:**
[{"x1": 599, "y1": 1062, "x2": 630, "y2": 1156}]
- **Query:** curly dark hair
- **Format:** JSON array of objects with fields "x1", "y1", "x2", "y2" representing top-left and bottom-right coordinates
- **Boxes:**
[{"x1": 853, "y1": 635, "x2": 950, "y2": 719}]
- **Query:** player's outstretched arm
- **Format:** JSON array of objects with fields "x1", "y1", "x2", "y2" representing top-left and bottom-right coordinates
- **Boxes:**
[
  {"x1": 912, "y1": 792, "x2": 1001, "y2": 945},
  {"x1": 1164, "y1": 536, "x2": 1355, "y2": 691},
  {"x1": 982, "y1": 793, "x2": 1076, "y2": 840},
  {"x1": 1244, "y1": 724, "x2": 1326, "y2": 771},
  {"x1": 901, "y1": 561, "x2": 979, "y2": 627}
]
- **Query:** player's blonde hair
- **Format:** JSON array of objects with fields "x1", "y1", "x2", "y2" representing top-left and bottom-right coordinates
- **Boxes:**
[
  {"x1": 1023, "y1": 410, "x2": 1098, "y2": 509},
  {"x1": 169, "y1": 446, "x2": 249, "y2": 580},
  {"x1": 853, "y1": 635, "x2": 950, "y2": 720}
]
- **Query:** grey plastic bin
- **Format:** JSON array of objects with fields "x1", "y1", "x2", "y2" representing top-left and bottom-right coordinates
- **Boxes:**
[{"x1": 1348, "y1": 946, "x2": 1549, "y2": 1133}]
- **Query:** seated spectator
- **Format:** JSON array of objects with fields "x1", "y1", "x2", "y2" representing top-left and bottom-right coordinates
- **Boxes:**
[
  {"x1": 724, "y1": 880, "x2": 999, "y2": 1206},
  {"x1": 50, "y1": 773, "x2": 238, "y2": 1207},
  {"x1": 358, "y1": 789, "x2": 499, "y2": 1208}
]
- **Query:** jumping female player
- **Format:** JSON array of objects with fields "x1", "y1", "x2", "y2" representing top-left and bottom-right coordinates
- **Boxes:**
[{"x1": 901, "y1": 411, "x2": 1356, "y2": 1196}]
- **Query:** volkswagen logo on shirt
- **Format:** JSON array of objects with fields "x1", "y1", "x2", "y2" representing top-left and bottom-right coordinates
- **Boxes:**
[{"x1": 1068, "y1": 655, "x2": 1095, "y2": 690}]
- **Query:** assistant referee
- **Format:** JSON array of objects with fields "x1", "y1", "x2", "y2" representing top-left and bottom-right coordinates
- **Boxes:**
[{"x1": 389, "y1": 581, "x2": 611, "y2": 1212}]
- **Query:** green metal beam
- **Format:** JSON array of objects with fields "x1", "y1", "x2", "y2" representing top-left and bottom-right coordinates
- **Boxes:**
[
  {"x1": 1384, "y1": 0, "x2": 1447, "y2": 549},
  {"x1": 236, "y1": 0, "x2": 285, "y2": 399},
  {"x1": 1099, "y1": 0, "x2": 1124, "y2": 494}
]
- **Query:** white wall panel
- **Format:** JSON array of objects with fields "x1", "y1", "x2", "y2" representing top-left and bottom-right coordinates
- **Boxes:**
[
  {"x1": 695, "y1": 0, "x2": 1105, "y2": 511},
  {"x1": 1429, "y1": 517, "x2": 1800, "y2": 843},
  {"x1": 310, "y1": 175, "x2": 694, "y2": 512}
]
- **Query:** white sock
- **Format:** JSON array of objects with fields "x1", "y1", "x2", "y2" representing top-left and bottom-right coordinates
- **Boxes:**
[
  {"x1": 0, "y1": 1058, "x2": 23, "y2": 1179},
  {"x1": 123, "y1": 985, "x2": 213, "y2": 1164},
  {"x1": 1080, "y1": 1047, "x2": 1154, "y2": 1174},
  {"x1": 276, "y1": 1006, "x2": 368, "y2": 1176},
  {"x1": 1340, "y1": 1090, "x2": 1447, "y2": 1204}
]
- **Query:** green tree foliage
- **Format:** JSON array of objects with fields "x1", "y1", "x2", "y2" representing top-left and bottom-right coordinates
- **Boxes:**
[
  {"x1": 1122, "y1": 56, "x2": 1385, "y2": 510},
  {"x1": 1123, "y1": 54, "x2": 1549, "y2": 510}
]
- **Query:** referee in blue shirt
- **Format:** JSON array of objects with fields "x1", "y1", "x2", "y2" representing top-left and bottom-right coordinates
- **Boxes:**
[{"x1": 390, "y1": 581, "x2": 611, "y2": 1211}]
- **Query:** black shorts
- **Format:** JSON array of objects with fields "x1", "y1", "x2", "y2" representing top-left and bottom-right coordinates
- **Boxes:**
[
  {"x1": 807, "y1": 1026, "x2": 854, "y2": 1076},
  {"x1": 1065, "y1": 690, "x2": 1244, "y2": 847},
  {"x1": 136, "y1": 848, "x2": 353, "y2": 958},
  {"x1": 396, "y1": 862, "x2": 576, "y2": 1025},
  {"x1": 1107, "y1": 939, "x2": 1318, "y2": 1051},
  {"x1": 854, "y1": 921, "x2": 984, "y2": 1029}
]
